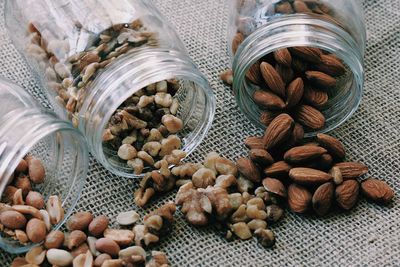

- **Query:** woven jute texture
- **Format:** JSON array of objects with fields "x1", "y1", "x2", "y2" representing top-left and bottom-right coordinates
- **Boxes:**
[{"x1": 1, "y1": 0, "x2": 399, "y2": 266}]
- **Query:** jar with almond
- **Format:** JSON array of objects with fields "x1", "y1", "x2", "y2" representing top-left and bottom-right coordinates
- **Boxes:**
[
  {"x1": 0, "y1": 77, "x2": 88, "y2": 253},
  {"x1": 5, "y1": 0, "x2": 215, "y2": 178},
  {"x1": 228, "y1": 0, "x2": 365, "y2": 136}
]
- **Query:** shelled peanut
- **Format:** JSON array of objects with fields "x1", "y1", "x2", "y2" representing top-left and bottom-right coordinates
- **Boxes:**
[
  {"x1": 243, "y1": 114, "x2": 394, "y2": 216},
  {"x1": 0, "y1": 155, "x2": 64, "y2": 246},
  {"x1": 11, "y1": 203, "x2": 175, "y2": 267}
]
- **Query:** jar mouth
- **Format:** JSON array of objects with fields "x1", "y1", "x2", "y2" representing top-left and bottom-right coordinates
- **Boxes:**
[
  {"x1": 0, "y1": 109, "x2": 88, "y2": 254},
  {"x1": 79, "y1": 48, "x2": 215, "y2": 178},
  {"x1": 232, "y1": 14, "x2": 364, "y2": 137}
]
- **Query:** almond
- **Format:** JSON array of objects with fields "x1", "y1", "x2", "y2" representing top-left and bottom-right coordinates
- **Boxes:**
[
  {"x1": 275, "y1": 64, "x2": 294, "y2": 84},
  {"x1": 285, "y1": 77, "x2": 304, "y2": 108},
  {"x1": 259, "y1": 111, "x2": 278, "y2": 127},
  {"x1": 305, "y1": 71, "x2": 336, "y2": 89},
  {"x1": 335, "y1": 179, "x2": 359, "y2": 210},
  {"x1": 361, "y1": 178, "x2": 394, "y2": 205},
  {"x1": 329, "y1": 166, "x2": 343, "y2": 185},
  {"x1": 249, "y1": 149, "x2": 274, "y2": 166},
  {"x1": 262, "y1": 178, "x2": 287, "y2": 198},
  {"x1": 295, "y1": 104, "x2": 325, "y2": 130},
  {"x1": 317, "y1": 133, "x2": 346, "y2": 159},
  {"x1": 289, "y1": 167, "x2": 332, "y2": 185},
  {"x1": 334, "y1": 162, "x2": 368, "y2": 179},
  {"x1": 303, "y1": 86, "x2": 328, "y2": 109},
  {"x1": 290, "y1": 46, "x2": 322, "y2": 63},
  {"x1": 253, "y1": 90, "x2": 286, "y2": 110},
  {"x1": 273, "y1": 48, "x2": 292, "y2": 67},
  {"x1": 26, "y1": 218, "x2": 47, "y2": 243},
  {"x1": 288, "y1": 123, "x2": 304, "y2": 145},
  {"x1": 0, "y1": 210, "x2": 26, "y2": 229},
  {"x1": 263, "y1": 113, "x2": 294, "y2": 149},
  {"x1": 293, "y1": 0, "x2": 312, "y2": 13},
  {"x1": 246, "y1": 63, "x2": 262, "y2": 85},
  {"x1": 288, "y1": 184, "x2": 311, "y2": 213},
  {"x1": 264, "y1": 161, "x2": 291, "y2": 178},
  {"x1": 244, "y1": 136, "x2": 264, "y2": 150},
  {"x1": 232, "y1": 32, "x2": 244, "y2": 55},
  {"x1": 260, "y1": 62, "x2": 286, "y2": 97},
  {"x1": 291, "y1": 57, "x2": 309, "y2": 73},
  {"x1": 236, "y1": 158, "x2": 261, "y2": 183},
  {"x1": 314, "y1": 54, "x2": 346, "y2": 76},
  {"x1": 312, "y1": 182, "x2": 334, "y2": 216},
  {"x1": 284, "y1": 145, "x2": 327, "y2": 163},
  {"x1": 304, "y1": 154, "x2": 333, "y2": 171}
]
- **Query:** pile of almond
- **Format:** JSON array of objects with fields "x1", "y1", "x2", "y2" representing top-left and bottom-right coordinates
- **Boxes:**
[
  {"x1": 0, "y1": 156, "x2": 64, "y2": 246},
  {"x1": 10, "y1": 203, "x2": 175, "y2": 267},
  {"x1": 243, "y1": 113, "x2": 394, "y2": 216}
]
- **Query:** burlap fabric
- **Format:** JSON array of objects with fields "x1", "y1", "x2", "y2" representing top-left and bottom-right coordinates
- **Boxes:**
[{"x1": 0, "y1": 0, "x2": 399, "y2": 265}]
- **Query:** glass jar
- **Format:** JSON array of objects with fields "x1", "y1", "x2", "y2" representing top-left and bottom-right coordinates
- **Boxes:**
[
  {"x1": 5, "y1": 0, "x2": 215, "y2": 178},
  {"x1": 228, "y1": 0, "x2": 365, "y2": 136},
  {"x1": 0, "y1": 77, "x2": 88, "y2": 253}
]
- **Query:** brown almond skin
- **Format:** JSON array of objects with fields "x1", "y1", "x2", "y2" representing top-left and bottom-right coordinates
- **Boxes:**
[
  {"x1": 68, "y1": 230, "x2": 87, "y2": 249},
  {"x1": 335, "y1": 179, "x2": 359, "y2": 210},
  {"x1": 249, "y1": 149, "x2": 274, "y2": 166},
  {"x1": 317, "y1": 133, "x2": 346, "y2": 159},
  {"x1": 295, "y1": 105, "x2": 325, "y2": 130},
  {"x1": 232, "y1": 32, "x2": 244, "y2": 55},
  {"x1": 236, "y1": 157, "x2": 261, "y2": 183},
  {"x1": 334, "y1": 162, "x2": 368, "y2": 180},
  {"x1": 315, "y1": 54, "x2": 346, "y2": 77},
  {"x1": 25, "y1": 191, "x2": 45, "y2": 209},
  {"x1": 288, "y1": 123, "x2": 304, "y2": 145},
  {"x1": 286, "y1": 78, "x2": 304, "y2": 108},
  {"x1": 361, "y1": 178, "x2": 394, "y2": 205},
  {"x1": 95, "y1": 237, "x2": 120, "y2": 257},
  {"x1": 260, "y1": 62, "x2": 286, "y2": 97},
  {"x1": 244, "y1": 136, "x2": 265, "y2": 150},
  {"x1": 312, "y1": 182, "x2": 334, "y2": 216},
  {"x1": 303, "y1": 86, "x2": 328, "y2": 109},
  {"x1": 44, "y1": 230, "x2": 65, "y2": 249},
  {"x1": 305, "y1": 154, "x2": 333, "y2": 171},
  {"x1": 253, "y1": 90, "x2": 286, "y2": 110},
  {"x1": 246, "y1": 63, "x2": 262, "y2": 85},
  {"x1": 293, "y1": 0, "x2": 312, "y2": 13},
  {"x1": 0, "y1": 210, "x2": 27, "y2": 229},
  {"x1": 263, "y1": 113, "x2": 294, "y2": 150},
  {"x1": 284, "y1": 145, "x2": 327, "y2": 164},
  {"x1": 262, "y1": 178, "x2": 287, "y2": 198},
  {"x1": 289, "y1": 167, "x2": 332, "y2": 185},
  {"x1": 275, "y1": 64, "x2": 294, "y2": 84},
  {"x1": 264, "y1": 161, "x2": 291, "y2": 178},
  {"x1": 88, "y1": 215, "x2": 109, "y2": 237},
  {"x1": 26, "y1": 218, "x2": 47, "y2": 243},
  {"x1": 28, "y1": 158, "x2": 45, "y2": 184},
  {"x1": 292, "y1": 57, "x2": 309, "y2": 73},
  {"x1": 288, "y1": 184, "x2": 312, "y2": 213},
  {"x1": 67, "y1": 211, "x2": 94, "y2": 231},
  {"x1": 273, "y1": 48, "x2": 292, "y2": 67},
  {"x1": 305, "y1": 71, "x2": 336, "y2": 89},
  {"x1": 290, "y1": 47, "x2": 322, "y2": 63},
  {"x1": 259, "y1": 111, "x2": 278, "y2": 127}
]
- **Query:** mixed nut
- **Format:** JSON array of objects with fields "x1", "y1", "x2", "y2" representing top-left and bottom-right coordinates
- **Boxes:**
[
  {"x1": 10, "y1": 203, "x2": 175, "y2": 267},
  {"x1": 27, "y1": 20, "x2": 186, "y2": 174},
  {"x1": 0, "y1": 156, "x2": 64, "y2": 246}
]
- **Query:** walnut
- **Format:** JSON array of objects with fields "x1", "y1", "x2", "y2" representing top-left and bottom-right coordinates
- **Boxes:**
[
  {"x1": 145, "y1": 251, "x2": 169, "y2": 267},
  {"x1": 254, "y1": 228, "x2": 275, "y2": 248},
  {"x1": 148, "y1": 129, "x2": 163, "y2": 142},
  {"x1": 171, "y1": 163, "x2": 203, "y2": 178},
  {"x1": 202, "y1": 186, "x2": 232, "y2": 220},
  {"x1": 133, "y1": 224, "x2": 159, "y2": 247},
  {"x1": 215, "y1": 157, "x2": 238, "y2": 176},
  {"x1": 154, "y1": 160, "x2": 170, "y2": 177},
  {"x1": 159, "y1": 135, "x2": 181, "y2": 157},
  {"x1": 163, "y1": 149, "x2": 186, "y2": 165},
  {"x1": 142, "y1": 142, "x2": 162, "y2": 157},
  {"x1": 237, "y1": 176, "x2": 254, "y2": 193},
  {"x1": 230, "y1": 204, "x2": 248, "y2": 223},
  {"x1": 137, "y1": 95, "x2": 154, "y2": 108},
  {"x1": 175, "y1": 183, "x2": 212, "y2": 226},
  {"x1": 228, "y1": 193, "x2": 243, "y2": 210},
  {"x1": 192, "y1": 168, "x2": 216, "y2": 188},
  {"x1": 134, "y1": 187, "x2": 155, "y2": 207},
  {"x1": 144, "y1": 203, "x2": 176, "y2": 235},
  {"x1": 215, "y1": 175, "x2": 237, "y2": 189},
  {"x1": 204, "y1": 152, "x2": 219, "y2": 174}
]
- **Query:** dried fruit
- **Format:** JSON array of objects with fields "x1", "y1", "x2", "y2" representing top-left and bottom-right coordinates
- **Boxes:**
[
  {"x1": 260, "y1": 62, "x2": 286, "y2": 97},
  {"x1": 335, "y1": 179, "x2": 359, "y2": 210},
  {"x1": 317, "y1": 133, "x2": 346, "y2": 159},
  {"x1": 361, "y1": 178, "x2": 394, "y2": 205},
  {"x1": 334, "y1": 162, "x2": 368, "y2": 179},
  {"x1": 284, "y1": 145, "x2": 327, "y2": 163},
  {"x1": 289, "y1": 167, "x2": 332, "y2": 185},
  {"x1": 312, "y1": 182, "x2": 334, "y2": 216},
  {"x1": 288, "y1": 184, "x2": 312, "y2": 213},
  {"x1": 263, "y1": 113, "x2": 294, "y2": 149}
]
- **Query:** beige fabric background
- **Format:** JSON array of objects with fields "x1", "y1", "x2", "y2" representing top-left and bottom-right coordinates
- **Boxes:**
[{"x1": 0, "y1": 0, "x2": 399, "y2": 265}]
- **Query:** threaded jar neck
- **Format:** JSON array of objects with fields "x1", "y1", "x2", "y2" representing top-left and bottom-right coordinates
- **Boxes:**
[
  {"x1": 232, "y1": 14, "x2": 364, "y2": 137},
  {"x1": 79, "y1": 47, "x2": 215, "y2": 178}
]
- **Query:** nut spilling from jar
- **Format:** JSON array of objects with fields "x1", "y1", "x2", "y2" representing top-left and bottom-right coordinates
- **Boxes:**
[
  {"x1": 10, "y1": 203, "x2": 175, "y2": 267},
  {"x1": 27, "y1": 20, "x2": 187, "y2": 174},
  {"x1": 0, "y1": 155, "x2": 65, "y2": 245}
]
